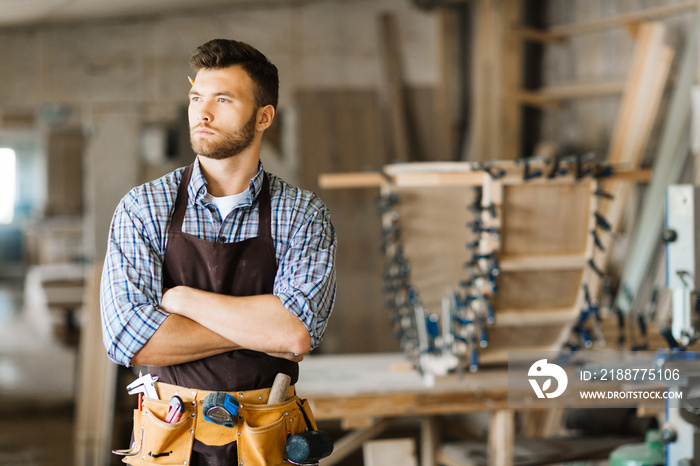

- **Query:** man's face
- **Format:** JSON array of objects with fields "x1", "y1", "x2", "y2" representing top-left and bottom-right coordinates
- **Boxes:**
[{"x1": 188, "y1": 65, "x2": 259, "y2": 160}]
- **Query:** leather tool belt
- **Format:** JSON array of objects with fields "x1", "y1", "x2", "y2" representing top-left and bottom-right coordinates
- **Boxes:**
[{"x1": 121, "y1": 381, "x2": 317, "y2": 465}]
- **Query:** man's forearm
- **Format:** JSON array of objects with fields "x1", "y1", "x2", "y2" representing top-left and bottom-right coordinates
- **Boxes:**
[
  {"x1": 162, "y1": 286, "x2": 312, "y2": 356},
  {"x1": 131, "y1": 313, "x2": 240, "y2": 366}
]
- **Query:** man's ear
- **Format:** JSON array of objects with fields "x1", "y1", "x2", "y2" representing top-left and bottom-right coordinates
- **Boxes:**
[{"x1": 256, "y1": 105, "x2": 275, "y2": 132}]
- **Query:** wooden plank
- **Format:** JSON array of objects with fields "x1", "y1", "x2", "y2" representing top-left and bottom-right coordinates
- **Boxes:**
[
  {"x1": 74, "y1": 264, "x2": 118, "y2": 466},
  {"x1": 615, "y1": 11, "x2": 699, "y2": 315},
  {"x1": 592, "y1": 22, "x2": 673, "y2": 301},
  {"x1": 495, "y1": 308, "x2": 578, "y2": 327},
  {"x1": 492, "y1": 270, "x2": 582, "y2": 311},
  {"x1": 607, "y1": 22, "x2": 671, "y2": 166},
  {"x1": 515, "y1": 81, "x2": 626, "y2": 108},
  {"x1": 500, "y1": 0, "x2": 524, "y2": 160},
  {"x1": 317, "y1": 167, "x2": 651, "y2": 190},
  {"x1": 318, "y1": 172, "x2": 387, "y2": 190},
  {"x1": 393, "y1": 171, "x2": 485, "y2": 188},
  {"x1": 395, "y1": 185, "x2": 477, "y2": 315},
  {"x1": 468, "y1": 0, "x2": 501, "y2": 161},
  {"x1": 500, "y1": 183, "x2": 591, "y2": 257},
  {"x1": 435, "y1": 7, "x2": 463, "y2": 161},
  {"x1": 378, "y1": 13, "x2": 410, "y2": 162}
]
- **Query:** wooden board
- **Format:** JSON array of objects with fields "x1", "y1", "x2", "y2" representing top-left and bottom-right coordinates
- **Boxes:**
[
  {"x1": 297, "y1": 88, "x2": 393, "y2": 354},
  {"x1": 500, "y1": 183, "x2": 591, "y2": 257},
  {"x1": 394, "y1": 185, "x2": 478, "y2": 315},
  {"x1": 491, "y1": 270, "x2": 582, "y2": 311}
]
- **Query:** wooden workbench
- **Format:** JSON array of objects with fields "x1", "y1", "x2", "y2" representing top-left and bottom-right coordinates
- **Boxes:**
[{"x1": 296, "y1": 353, "x2": 516, "y2": 466}]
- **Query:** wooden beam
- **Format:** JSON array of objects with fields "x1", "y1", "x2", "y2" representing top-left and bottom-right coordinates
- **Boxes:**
[
  {"x1": 512, "y1": 26, "x2": 566, "y2": 44},
  {"x1": 318, "y1": 172, "x2": 388, "y2": 190},
  {"x1": 516, "y1": 1, "x2": 696, "y2": 42},
  {"x1": 393, "y1": 171, "x2": 486, "y2": 188},
  {"x1": 378, "y1": 13, "x2": 410, "y2": 162},
  {"x1": 495, "y1": 308, "x2": 577, "y2": 327},
  {"x1": 593, "y1": 21, "x2": 673, "y2": 303},
  {"x1": 317, "y1": 167, "x2": 652, "y2": 190},
  {"x1": 614, "y1": 11, "x2": 699, "y2": 315},
  {"x1": 550, "y1": 2, "x2": 696, "y2": 37},
  {"x1": 515, "y1": 81, "x2": 627, "y2": 108}
]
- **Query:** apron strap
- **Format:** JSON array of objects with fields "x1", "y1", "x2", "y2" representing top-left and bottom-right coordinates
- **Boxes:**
[
  {"x1": 258, "y1": 172, "x2": 272, "y2": 238},
  {"x1": 170, "y1": 163, "x2": 194, "y2": 233}
]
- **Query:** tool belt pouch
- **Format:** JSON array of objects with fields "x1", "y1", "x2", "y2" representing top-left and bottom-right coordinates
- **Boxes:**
[
  {"x1": 236, "y1": 395, "x2": 317, "y2": 465},
  {"x1": 123, "y1": 397, "x2": 195, "y2": 465}
]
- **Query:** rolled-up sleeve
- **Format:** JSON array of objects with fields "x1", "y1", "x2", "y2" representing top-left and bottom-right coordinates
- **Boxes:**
[
  {"x1": 274, "y1": 206, "x2": 337, "y2": 350},
  {"x1": 100, "y1": 194, "x2": 168, "y2": 366}
]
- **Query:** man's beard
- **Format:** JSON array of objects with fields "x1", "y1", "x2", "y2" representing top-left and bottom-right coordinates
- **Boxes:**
[{"x1": 190, "y1": 110, "x2": 257, "y2": 160}]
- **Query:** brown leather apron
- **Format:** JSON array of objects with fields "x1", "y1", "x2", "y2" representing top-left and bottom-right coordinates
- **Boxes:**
[{"x1": 151, "y1": 163, "x2": 298, "y2": 465}]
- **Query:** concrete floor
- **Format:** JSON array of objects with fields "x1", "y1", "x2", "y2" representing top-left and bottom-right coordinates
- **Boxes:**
[{"x1": 0, "y1": 277, "x2": 76, "y2": 466}]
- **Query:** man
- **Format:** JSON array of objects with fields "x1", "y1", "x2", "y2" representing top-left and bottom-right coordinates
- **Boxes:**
[{"x1": 101, "y1": 39, "x2": 336, "y2": 465}]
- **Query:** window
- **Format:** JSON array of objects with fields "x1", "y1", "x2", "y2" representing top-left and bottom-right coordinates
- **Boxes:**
[{"x1": 0, "y1": 148, "x2": 16, "y2": 224}]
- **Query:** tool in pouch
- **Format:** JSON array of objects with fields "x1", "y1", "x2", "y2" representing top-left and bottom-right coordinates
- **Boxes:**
[
  {"x1": 201, "y1": 372, "x2": 290, "y2": 428},
  {"x1": 113, "y1": 373, "x2": 186, "y2": 457},
  {"x1": 199, "y1": 372, "x2": 334, "y2": 465},
  {"x1": 112, "y1": 373, "x2": 159, "y2": 457}
]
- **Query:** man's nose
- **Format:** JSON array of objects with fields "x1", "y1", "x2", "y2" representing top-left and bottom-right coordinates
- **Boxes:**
[{"x1": 195, "y1": 103, "x2": 213, "y2": 123}]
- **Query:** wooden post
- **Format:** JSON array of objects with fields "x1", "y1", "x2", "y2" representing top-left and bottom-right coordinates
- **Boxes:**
[
  {"x1": 488, "y1": 409, "x2": 515, "y2": 466},
  {"x1": 420, "y1": 416, "x2": 440, "y2": 466}
]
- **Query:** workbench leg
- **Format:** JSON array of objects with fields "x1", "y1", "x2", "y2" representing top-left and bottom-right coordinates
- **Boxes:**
[
  {"x1": 420, "y1": 416, "x2": 439, "y2": 466},
  {"x1": 488, "y1": 409, "x2": 514, "y2": 466}
]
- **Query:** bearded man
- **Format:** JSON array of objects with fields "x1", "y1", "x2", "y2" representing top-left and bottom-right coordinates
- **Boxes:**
[{"x1": 100, "y1": 39, "x2": 337, "y2": 466}]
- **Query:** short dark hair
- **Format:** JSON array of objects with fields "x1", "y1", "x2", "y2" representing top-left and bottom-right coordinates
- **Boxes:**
[{"x1": 189, "y1": 39, "x2": 279, "y2": 109}]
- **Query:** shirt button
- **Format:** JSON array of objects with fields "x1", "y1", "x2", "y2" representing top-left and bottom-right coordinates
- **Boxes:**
[{"x1": 219, "y1": 236, "x2": 226, "y2": 242}]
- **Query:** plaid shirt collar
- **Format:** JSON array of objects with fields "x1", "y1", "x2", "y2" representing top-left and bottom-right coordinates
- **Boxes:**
[{"x1": 187, "y1": 157, "x2": 265, "y2": 208}]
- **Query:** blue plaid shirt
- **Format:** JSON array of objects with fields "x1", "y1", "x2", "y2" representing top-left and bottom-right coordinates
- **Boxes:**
[{"x1": 100, "y1": 159, "x2": 337, "y2": 366}]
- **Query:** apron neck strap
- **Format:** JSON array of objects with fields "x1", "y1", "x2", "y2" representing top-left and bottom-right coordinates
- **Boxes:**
[
  {"x1": 258, "y1": 172, "x2": 272, "y2": 237},
  {"x1": 170, "y1": 163, "x2": 194, "y2": 232}
]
